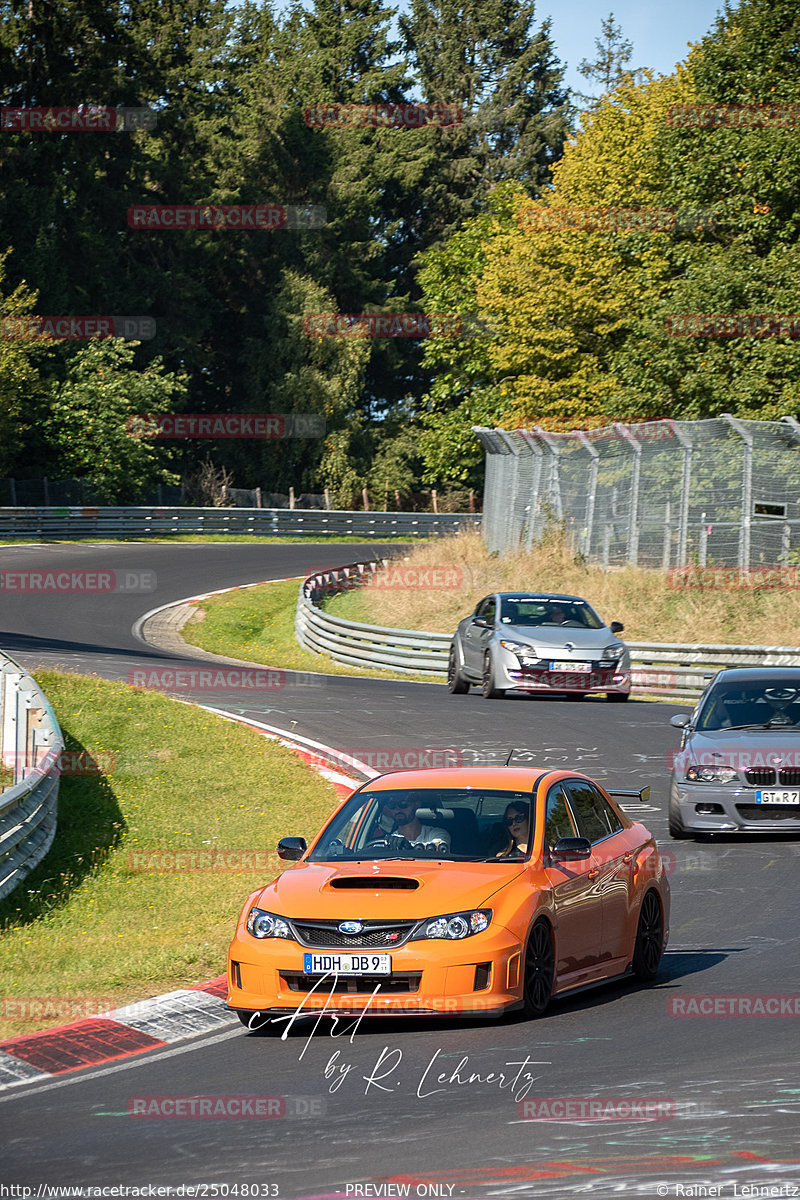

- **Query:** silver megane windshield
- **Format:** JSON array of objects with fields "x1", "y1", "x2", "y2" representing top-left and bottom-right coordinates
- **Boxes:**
[{"x1": 498, "y1": 597, "x2": 604, "y2": 629}]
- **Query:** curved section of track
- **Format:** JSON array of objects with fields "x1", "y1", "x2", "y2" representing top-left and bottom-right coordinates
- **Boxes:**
[{"x1": 1, "y1": 542, "x2": 799, "y2": 1196}]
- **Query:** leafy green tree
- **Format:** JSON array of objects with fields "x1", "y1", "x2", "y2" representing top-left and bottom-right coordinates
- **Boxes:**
[
  {"x1": 0, "y1": 254, "x2": 47, "y2": 476},
  {"x1": 38, "y1": 340, "x2": 185, "y2": 502}
]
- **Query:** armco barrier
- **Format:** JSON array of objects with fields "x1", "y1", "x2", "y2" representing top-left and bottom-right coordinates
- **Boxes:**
[
  {"x1": 0, "y1": 651, "x2": 64, "y2": 900},
  {"x1": 0, "y1": 507, "x2": 481, "y2": 540},
  {"x1": 295, "y1": 562, "x2": 800, "y2": 699}
]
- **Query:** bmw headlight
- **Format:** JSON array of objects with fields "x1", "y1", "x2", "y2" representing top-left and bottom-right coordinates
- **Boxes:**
[
  {"x1": 686, "y1": 765, "x2": 738, "y2": 784},
  {"x1": 412, "y1": 909, "x2": 491, "y2": 940},
  {"x1": 246, "y1": 908, "x2": 293, "y2": 940},
  {"x1": 601, "y1": 644, "x2": 623, "y2": 662}
]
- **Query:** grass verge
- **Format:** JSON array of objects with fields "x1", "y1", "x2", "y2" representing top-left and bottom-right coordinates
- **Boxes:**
[
  {"x1": 324, "y1": 531, "x2": 800, "y2": 646},
  {"x1": 180, "y1": 578, "x2": 438, "y2": 683},
  {"x1": 0, "y1": 670, "x2": 344, "y2": 1040}
]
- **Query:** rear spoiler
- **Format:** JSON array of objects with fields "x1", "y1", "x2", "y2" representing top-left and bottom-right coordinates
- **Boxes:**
[{"x1": 607, "y1": 786, "x2": 650, "y2": 804}]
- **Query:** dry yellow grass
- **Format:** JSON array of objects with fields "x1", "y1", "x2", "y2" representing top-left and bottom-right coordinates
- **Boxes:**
[{"x1": 326, "y1": 530, "x2": 800, "y2": 646}]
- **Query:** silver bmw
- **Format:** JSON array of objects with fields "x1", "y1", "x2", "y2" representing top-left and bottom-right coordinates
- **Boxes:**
[
  {"x1": 447, "y1": 592, "x2": 631, "y2": 702},
  {"x1": 669, "y1": 667, "x2": 800, "y2": 838}
]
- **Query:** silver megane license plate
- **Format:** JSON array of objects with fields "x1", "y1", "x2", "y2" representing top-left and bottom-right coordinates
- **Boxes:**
[
  {"x1": 550, "y1": 661, "x2": 591, "y2": 673},
  {"x1": 755, "y1": 790, "x2": 800, "y2": 805},
  {"x1": 303, "y1": 953, "x2": 391, "y2": 975}
]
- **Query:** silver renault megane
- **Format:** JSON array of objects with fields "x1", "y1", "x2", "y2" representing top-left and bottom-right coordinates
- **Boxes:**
[{"x1": 447, "y1": 592, "x2": 631, "y2": 702}]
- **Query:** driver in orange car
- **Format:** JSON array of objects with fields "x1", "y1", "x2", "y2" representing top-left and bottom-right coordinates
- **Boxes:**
[{"x1": 378, "y1": 795, "x2": 451, "y2": 850}]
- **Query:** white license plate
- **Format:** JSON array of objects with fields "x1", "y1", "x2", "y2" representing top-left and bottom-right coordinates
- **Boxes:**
[
  {"x1": 550, "y1": 661, "x2": 592, "y2": 673},
  {"x1": 755, "y1": 790, "x2": 800, "y2": 805},
  {"x1": 303, "y1": 953, "x2": 391, "y2": 975}
]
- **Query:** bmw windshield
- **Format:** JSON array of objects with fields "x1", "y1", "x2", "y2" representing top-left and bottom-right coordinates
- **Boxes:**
[
  {"x1": 308, "y1": 788, "x2": 535, "y2": 863},
  {"x1": 696, "y1": 681, "x2": 800, "y2": 731}
]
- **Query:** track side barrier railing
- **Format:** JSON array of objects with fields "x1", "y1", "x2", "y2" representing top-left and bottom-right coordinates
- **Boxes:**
[
  {"x1": 0, "y1": 507, "x2": 481, "y2": 540},
  {"x1": 0, "y1": 651, "x2": 64, "y2": 900},
  {"x1": 295, "y1": 562, "x2": 800, "y2": 700}
]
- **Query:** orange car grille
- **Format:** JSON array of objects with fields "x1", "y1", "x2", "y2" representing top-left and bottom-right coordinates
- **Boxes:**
[
  {"x1": 281, "y1": 973, "x2": 422, "y2": 993},
  {"x1": 291, "y1": 920, "x2": 417, "y2": 948}
]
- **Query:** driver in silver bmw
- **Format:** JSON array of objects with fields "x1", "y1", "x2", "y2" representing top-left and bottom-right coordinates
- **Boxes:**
[{"x1": 377, "y1": 796, "x2": 451, "y2": 850}]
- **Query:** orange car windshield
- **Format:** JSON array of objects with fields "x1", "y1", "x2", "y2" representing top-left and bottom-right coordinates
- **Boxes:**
[{"x1": 307, "y1": 788, "x2": 535, "y2": 862}]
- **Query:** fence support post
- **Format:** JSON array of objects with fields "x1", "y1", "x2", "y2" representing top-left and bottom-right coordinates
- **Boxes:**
[
  {"x1": 672, "y1": 423, "x2": 693, "y2": 568},
  {"x1": 662, "y1": 500, "x2": 671, "y2": 570},
  {"x1": 576, "y1": 432, "x2": 599, "y2": 558},
  {"x1": 601, "y1": 524, "x2": 611, "y2": 570},
  {"x1": 721, "y1": 413, "x2": 753, "y2": 570},
  {"x1": 614, "y1": 424, "x2": 642, "y2": 566},
  {"x1": 518, "y1": 430, "x2": 544, "y2": 553},
  {"x1": 699, "y1": 512, "x2": 708, "y2": 566}
]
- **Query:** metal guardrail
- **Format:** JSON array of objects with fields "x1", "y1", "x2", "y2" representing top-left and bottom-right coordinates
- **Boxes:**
[
  {"x1": 0, "y1": 651, "x2": 64, "y2": 900},
  {"x1": 295, "y1": 562, "x2": 800, "y2": 700},
  {"x1": 0, "y1": 506, "x2": 481, "y2": 540}
]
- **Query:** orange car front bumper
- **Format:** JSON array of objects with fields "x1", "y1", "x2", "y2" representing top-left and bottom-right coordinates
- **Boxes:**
[{"x1": 227, "y1": 925, "x2": 524, "y2": 1019}]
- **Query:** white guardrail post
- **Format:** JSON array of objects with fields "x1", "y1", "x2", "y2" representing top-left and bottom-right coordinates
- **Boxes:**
[
  {"x1": 295, "y1": 562, "x2": 800, "y2": 699},
  {"x1": 0, "y1": 651, "x2": 64, "y2": 900}
]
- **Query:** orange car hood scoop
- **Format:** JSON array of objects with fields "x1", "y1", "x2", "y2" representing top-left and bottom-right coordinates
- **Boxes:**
[{"x1": 328, "y1": 876, "x2": 420, "y2": 890}]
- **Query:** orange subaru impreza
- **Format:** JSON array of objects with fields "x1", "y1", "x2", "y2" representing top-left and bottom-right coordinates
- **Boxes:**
[{"x1": 227, "y1": 767, "x2": 670, "y2": 1024}]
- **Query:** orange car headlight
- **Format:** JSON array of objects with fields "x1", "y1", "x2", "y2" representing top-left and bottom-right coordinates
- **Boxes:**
[
  {"x1": 246, "y1": 908, "x2": 293, "y2": 940},
  {"x1": 411, "y1": 910, "x2": 492, "y2": 941}
]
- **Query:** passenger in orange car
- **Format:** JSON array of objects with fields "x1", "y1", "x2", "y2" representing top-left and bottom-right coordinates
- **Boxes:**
[{"x1": 496, "y1": 802, "x2": 530, "y2": 857}]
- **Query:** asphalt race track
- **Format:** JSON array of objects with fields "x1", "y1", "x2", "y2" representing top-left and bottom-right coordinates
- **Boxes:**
[{"x1": 2, "y1": 542, "x2": 800, "y2": 1198}]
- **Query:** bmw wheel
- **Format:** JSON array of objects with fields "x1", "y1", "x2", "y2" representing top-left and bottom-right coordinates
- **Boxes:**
[
  {"x1": 631, "y1": 891, "x2": 663, "y2": 981},
  {"x1": 668, "y1": 788, "x2": 691, "y2": 839},
  {"x1": 447, "y1": 645, "x2": 470, "y2": 694},
  {"x1": 481, "y1": 651, "x2": 505, "y2": 699},
  {"x1": 523, "y1": 918, "x2": 555, "y2": 1017}
]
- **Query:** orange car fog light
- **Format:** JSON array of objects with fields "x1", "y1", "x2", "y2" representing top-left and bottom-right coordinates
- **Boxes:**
[{"x1": 507, "y1": 953, "x2": 521, "y2": 990}]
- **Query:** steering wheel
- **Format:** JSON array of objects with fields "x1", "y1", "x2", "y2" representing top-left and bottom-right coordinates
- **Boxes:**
[{"x1": 364, "y1": 833, "x2": 415, "y2": 852}]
